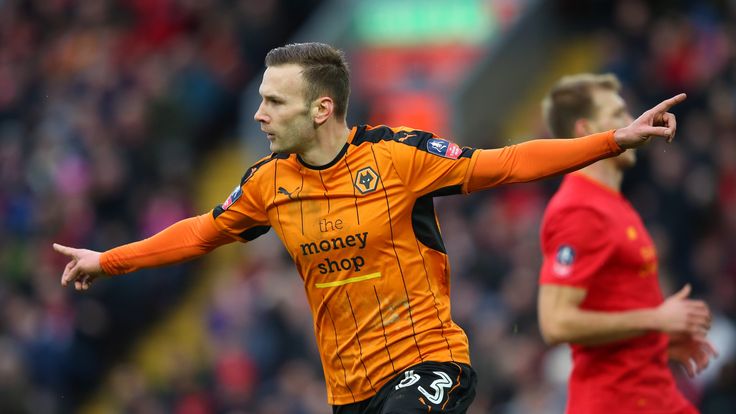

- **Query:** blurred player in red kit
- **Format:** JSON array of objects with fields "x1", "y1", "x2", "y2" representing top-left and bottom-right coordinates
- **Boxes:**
[{"x1": 537, "y1": 73, "x2": 718, "y2": 414}]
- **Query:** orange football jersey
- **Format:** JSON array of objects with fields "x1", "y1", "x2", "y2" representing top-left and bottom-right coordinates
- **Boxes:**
[{"x1": 212, "y1": 125, "x2": 477, "y2": 404}]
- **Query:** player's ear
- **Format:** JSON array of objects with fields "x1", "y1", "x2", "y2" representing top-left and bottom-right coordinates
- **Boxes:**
[
  {"x1": 313, "y1": 96, "x2": 334, "y2": 126},
  {"x1": 573, "y1": 118, "x2": 592, "y2": 137}
]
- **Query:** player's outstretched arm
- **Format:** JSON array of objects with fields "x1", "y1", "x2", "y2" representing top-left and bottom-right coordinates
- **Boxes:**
[
  {"x1": 54, "y1": 213, "x2": 234, "y2": 291},
  {"x1": 613, "y1": 93, "x2": 686, "y2": 148},
  {"x1": 538, "y1": 284, "x2": 712, "y2": 346},
  {"x1": 466, "y1": 94, "x2": 686, "y2": 192}
]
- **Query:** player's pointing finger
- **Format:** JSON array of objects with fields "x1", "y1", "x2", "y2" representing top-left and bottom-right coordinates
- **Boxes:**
[
  {"x1": 651, "y1": 93, "x2": 687, "y2": 113},
  {"x1": 53, "y1": 243, "x2": 76, "y2": 258}
]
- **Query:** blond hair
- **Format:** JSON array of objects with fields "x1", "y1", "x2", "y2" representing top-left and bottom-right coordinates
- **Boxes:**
[{"x1": 542, "y1": 73, "x2": 621, "y2": 137}]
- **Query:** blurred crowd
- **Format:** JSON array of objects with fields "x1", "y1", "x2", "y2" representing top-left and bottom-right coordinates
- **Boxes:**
[
  {"x1": 0, "y1": 0, "x2": 318, "y2": 412},
  {"x1": 1, "y1": 0, "x2": 735, "y2": 413}
]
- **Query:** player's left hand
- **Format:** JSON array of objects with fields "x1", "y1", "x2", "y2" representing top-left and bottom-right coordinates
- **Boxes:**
[
  {"x1": 668, "y1": 334, "x2": 718, "y2": 378},
  {"x1": 614, "y1": 93, "x2": 686, "y2": 148}
]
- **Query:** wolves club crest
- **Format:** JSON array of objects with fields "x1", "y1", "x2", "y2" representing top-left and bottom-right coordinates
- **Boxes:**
[{"x1": 354, "y1": 167, "x2": 379, "y2": 194}]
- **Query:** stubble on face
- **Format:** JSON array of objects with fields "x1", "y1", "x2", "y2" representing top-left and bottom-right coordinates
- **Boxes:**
[{"x1": 257, "y1": 64, "x2": 315, "y2": 154}]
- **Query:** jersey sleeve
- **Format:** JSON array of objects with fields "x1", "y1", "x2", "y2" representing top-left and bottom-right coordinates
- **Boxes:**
[
  {"x1": 539, "y1": 207, "x2": 614, "y2": 288},
  {"x1": 468, "y1": 130, "x2": 621, "y2": 192},
  {"x1": 210, "y1": 165, "x2": 272, "y2": 242},
  {"x1": 100, "y1": 213, "x2": 234, "y2": 275},
  {"x1": 389, "y1": 130, "x2": 480, "y2": 196}
]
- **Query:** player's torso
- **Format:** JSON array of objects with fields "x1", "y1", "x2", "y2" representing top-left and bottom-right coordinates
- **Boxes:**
[
  {"x1": 551, "y1": 175, "x2": 664, "y2": 311},
  {"x1": 582, "y1": 196, "x2": 663, "y2": 310},
  {"x1": 257, "y1": 139, "x2": 469, "y2": 404}
]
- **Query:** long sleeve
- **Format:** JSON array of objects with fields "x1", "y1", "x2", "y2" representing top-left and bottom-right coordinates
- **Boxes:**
[
  {"x1": 100, "y1": 213, "x2": 234, "y2": 275},
  {"x1": 467, "y1": 130, "x2": 621, "y2": 192}
]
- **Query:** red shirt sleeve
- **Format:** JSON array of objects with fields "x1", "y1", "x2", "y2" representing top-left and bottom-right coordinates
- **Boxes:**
[{"x1": 539, "y1": 207, "x2": 614, "y2": 288}]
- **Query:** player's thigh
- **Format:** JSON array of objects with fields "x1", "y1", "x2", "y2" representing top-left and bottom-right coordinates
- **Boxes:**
[{"x1": 381, "y1": 361, "x2": 477, "y2": 414}]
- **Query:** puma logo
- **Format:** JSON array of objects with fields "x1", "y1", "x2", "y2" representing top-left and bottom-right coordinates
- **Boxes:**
[{"x1": 278, "y1": 186, "x2": 299, "y2": 200}]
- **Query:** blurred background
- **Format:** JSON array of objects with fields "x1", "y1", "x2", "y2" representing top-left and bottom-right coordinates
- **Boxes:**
[{"x1": 0, "y1": 0, "x2": 734, "y2": 412}]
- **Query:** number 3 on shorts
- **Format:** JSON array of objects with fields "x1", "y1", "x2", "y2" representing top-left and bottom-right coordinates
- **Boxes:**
[
  {"x1": 395, "y1": 370, "x2": 454, "y2": 405},
  {"x1": 417, "y1": 371, "x2": 453, "y2": 404}
]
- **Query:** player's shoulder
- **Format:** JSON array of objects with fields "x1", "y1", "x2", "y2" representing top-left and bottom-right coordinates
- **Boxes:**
[
  {"x1": 351, "y1": 124, "x2": 473, "y2": 160},
  {"x1": 545, "y1": 176, "x2": 608, "y2": 215},
  {"x1": 238, "y1": 152, "x2": 292, "y2": 185},
  {"x1": 351, "y1": 124, "x2": 438, "y2": 148},
  {"x1": 549, "y1": 174, "x2": 597, "y2": 202},
  {"x1": 543, "y1": 189, "x2": 610, "y2": 230}
]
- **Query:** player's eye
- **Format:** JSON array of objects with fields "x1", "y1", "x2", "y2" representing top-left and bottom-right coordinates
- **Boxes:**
[{"x1": 265, "y1": 97, "x2": 283, "y2": 105}]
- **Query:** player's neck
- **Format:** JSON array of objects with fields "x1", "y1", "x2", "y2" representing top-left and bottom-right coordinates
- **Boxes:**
[
  {"x1": 298, "y1": 120, "x2": 351, "y2": 167},
  {"x1": 577, "y1": 160, "x2": 623, "y2": 192}
]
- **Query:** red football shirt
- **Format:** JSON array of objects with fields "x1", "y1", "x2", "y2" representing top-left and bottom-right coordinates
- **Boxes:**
[{"x1": 539, "y1": 173, "x2": 696, "y2": 414}]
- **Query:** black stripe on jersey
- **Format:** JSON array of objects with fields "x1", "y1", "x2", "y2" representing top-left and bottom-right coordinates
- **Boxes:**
[
  {"x1": 411, "y1": 195, "x2": 446, "y2": 253},
  {"x1": 296, "y1": 174, "x2": 305, "y2": 235},
  {"x1": 370, "y1": 145, "x2": 424, "y2": 361},
  {"x1": 427, "y1": 184, "x2": 464, "y2": 197},
  {"x1": 238, "y1": 225, "x2": 271, "y2": 241},
  {"x1": 324, "y1": 297, "x2": 356, "y2": 402},
  {"x1": 272, "y1": 159, "x2": 294, "y2": 259},
  {"x1": 345, "y1": 291, "x2": 377, "y2": 393},
  {"x1": 212, "y1": 205, "x2": 226, "y2": 219},
  {"x1": 410, "y1": 184, "x2": 462, "y2": 252},
  {"x1": 351, "y1": 125, "x2": 477, "y2": 159},
  {"x1": 318, "y1": 170, "x2": 331, "y2": 214},
  {"x1": 349, "y1": 125, "x2": 387, "y2": 144},
  {"x1": 373, "y1": 286, "x2": 397, "y2": 374},
  {"x1": 342, "y1": 157, "x2": 361, "y2": 225}
]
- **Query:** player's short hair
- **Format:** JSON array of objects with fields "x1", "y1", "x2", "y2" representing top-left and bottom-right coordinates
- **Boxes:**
[
  {"x1": 265, "y1": 42, "x2": 350, "y2": 120},
  {"x1": 542, "y1": 73, "x2": 621, "y2": 137}
]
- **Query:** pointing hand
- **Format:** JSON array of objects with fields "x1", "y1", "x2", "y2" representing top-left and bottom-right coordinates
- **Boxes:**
[{"x1": 53, "y1": 243, "x2": 106, "y2": 291}]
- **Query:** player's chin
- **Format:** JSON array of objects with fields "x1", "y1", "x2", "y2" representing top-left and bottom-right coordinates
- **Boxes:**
[
  {"x1": 269, "y1": 140, "x2": 297, "y2": 154},
  {"x1": 616, "y1": 150, "x2": 637, "y2": 169}
]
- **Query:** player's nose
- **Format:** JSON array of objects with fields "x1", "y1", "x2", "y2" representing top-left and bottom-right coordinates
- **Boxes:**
[{"x1": 254, "y1": 102, "x2": 269, "y2": 123}]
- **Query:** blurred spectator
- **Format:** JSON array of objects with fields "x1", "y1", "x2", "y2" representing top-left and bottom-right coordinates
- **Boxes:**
[{"x1": 0, "y1": 0, "x2": 319, "y2": 411}]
